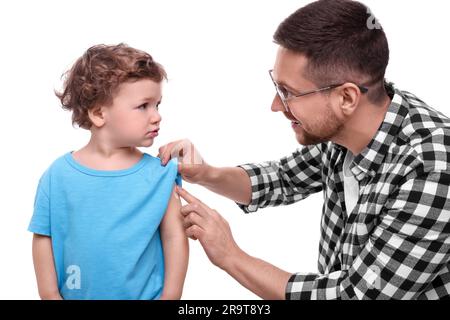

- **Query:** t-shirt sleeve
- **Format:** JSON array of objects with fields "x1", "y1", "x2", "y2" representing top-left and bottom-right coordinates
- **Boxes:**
[
  {"x1": 170, "y1": 158, "x2": 182, "y2": 187},
  {"x1": 175, "y1": 172, "x2": 182, "y2": 187},
  {"x1": 28, "y1": 169, "x2": 51, "y2": 236}
]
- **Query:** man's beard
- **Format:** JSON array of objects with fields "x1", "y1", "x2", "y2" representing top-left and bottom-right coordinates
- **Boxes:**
[{"x1": 295, "y1": 104, "x2": 343, "y2": 146}]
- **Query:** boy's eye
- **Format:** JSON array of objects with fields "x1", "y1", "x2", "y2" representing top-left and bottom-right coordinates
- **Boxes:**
[{"x1": 137, "y1": 101, "x2": 161, "y2": 110}]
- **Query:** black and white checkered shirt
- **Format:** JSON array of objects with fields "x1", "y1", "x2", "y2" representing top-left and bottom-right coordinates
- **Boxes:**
[{"x1": 237, "y1": 82, "x2": 450, "y2": 299}]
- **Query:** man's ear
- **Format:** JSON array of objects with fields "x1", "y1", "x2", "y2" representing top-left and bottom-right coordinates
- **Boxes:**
[
  {"x1": 338, "y1": 83, "x2": 361, "y2": 117},
  {"x1": 88, "y1": 105, "x2": 106, "y2": 128}
]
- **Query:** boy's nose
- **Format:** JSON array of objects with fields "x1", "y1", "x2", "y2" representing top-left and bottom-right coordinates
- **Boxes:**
[{"x1": 149, "y1": 108, "x2": 162, "y2": 123}]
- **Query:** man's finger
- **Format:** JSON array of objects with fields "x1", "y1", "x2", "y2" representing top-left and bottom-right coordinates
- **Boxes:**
[
  {"x1": 159, "y1": 141, "x2": 180, "y2": 166},
  {"x1": 161, "y1": 143, "x2": 175, "y2": 165},
  {"x1": 176, "y1": 186, "x2": 202, "y2": 205},
  {"x1": 186, "y1": 225, "x2": 203, "y2": 241},
  {"x1": 183, "y1": 211, "x2": 207, "y2": 229},
  {"x1": 157, "y1": 145, "x2": 165, "y2": 159},
  {"x1": 177, "y1": 187, "x2": 213, "y2": 218},
  {"x1": 181, "y1": 202, "x2": 210, "y2": 221},
  {"x1": 158, "y1": 145, "x2": 169, "y2": 165},
  {"x1": 180, "y1": 203, "x2": 201, "y2": 216}
]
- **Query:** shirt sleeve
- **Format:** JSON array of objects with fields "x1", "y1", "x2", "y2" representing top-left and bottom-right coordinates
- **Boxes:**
[
  {"x1": 28, "y1": 169, "x2": 51, "y2": 236},
  {"x1": 286, "y1": 171, "x2": 450, "y2": 299},
  {"x1": 237, "y1": 144, "x2": 324, "y2": 213}
]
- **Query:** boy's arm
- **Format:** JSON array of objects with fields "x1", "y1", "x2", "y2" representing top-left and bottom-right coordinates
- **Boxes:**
[
  {"x1": 32, "y1": 234, "x2": 62, "y2": 300},
  {"x1": 159, "y1": 187, "x2": 189, "y2": 300}
]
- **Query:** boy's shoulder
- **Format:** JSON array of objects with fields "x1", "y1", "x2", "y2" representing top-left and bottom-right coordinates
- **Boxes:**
[
  {"x1": 35, "y1": 152, "x2": 72, "y2": 191},
  {"x1": 144, "y1": 153, "x2": 178, "y2": 170},
  {"x1": 44, "y1": 152, "x2": 73, "y2": 174},
  {"x1": 143, "y1": 153, "x2": 181, "y2": 185}
]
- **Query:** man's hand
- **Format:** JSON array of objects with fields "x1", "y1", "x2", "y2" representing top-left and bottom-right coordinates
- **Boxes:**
[
  {"x1": 176, "y1": 185, "x2": 291, "y2": 299},
  {"x1": 158, "y1": 139, "x2": 252, "y2": 205},
  {"x1": 176, "y1": 185, "x2": 240, "y2": 270},
  {"x1": 158, "y1": 139, "x2": 210, "y2": 185}
]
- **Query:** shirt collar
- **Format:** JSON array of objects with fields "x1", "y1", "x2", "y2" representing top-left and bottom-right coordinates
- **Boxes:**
[{"x1": 350, "y1": 81, "x2": 409, "y2": 181}]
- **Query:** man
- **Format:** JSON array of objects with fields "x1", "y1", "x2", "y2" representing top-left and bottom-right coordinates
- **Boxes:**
[{"x1": 159, "y1": 0, "x2": 450, "y2": 299}]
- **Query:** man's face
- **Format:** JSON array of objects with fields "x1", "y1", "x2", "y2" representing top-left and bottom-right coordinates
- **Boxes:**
[{"x1": 271, "y1": 47, "x2": 344, "y2": 145}]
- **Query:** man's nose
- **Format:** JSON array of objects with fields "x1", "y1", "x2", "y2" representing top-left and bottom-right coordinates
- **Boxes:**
[{"x1": 271, "y1": 94, "x2": 285, "y2": 112}]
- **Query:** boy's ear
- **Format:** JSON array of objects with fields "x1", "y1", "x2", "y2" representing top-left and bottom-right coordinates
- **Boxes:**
[{"x1": 88, "y1": 105, "x2": 106, "y2": 128}]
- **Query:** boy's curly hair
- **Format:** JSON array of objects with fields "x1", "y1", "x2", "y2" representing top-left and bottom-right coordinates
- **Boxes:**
[{"x1": 56, "y1": 43, "x2": 167, "y2": 129}]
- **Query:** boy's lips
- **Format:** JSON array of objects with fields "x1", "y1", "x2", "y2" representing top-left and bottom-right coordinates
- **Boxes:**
[{"x1": 146, "y1": 128, "x2": 159, "y2": 137}]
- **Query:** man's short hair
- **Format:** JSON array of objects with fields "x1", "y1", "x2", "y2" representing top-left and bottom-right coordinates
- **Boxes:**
[{"x1": 274, "y1": 0, "x2": 389, "y2": 103}]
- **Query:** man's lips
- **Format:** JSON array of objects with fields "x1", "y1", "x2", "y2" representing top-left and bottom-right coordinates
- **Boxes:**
[{"x1": 284, "y1": 114, "x2": 301, "y2": 125}]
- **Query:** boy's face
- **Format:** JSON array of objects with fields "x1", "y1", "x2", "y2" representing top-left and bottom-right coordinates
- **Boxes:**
[{"x1": 102, "y1": 79, "x2": 162, "y2": 148}]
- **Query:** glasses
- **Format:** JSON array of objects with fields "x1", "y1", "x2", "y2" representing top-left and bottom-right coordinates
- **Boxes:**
[{"x1": 268, "y1": 69, "x2": 368, "y2": 113}]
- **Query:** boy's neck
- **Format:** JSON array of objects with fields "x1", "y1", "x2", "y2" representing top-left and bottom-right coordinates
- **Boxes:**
[{"x1": 72, "y1": 135, "x2": 143, "y2": 171}]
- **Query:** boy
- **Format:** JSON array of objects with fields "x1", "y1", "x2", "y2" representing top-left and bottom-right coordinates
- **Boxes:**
[{"x1": 28, "y1": 43, "x2": 188, "y2": 299}]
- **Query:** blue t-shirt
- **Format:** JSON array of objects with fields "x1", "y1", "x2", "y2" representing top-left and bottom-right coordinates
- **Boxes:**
[{"x1": 28, "y1": 152, "x2": 181, "y2": 300}]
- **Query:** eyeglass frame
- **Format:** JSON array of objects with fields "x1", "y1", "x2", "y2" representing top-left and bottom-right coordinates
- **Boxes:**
[{"x1": 268, "y1": 69, "x2": 369, "y2": 113}]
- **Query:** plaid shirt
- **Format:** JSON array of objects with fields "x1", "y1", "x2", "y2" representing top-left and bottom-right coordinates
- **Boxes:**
[{"x1": 237, "y1": 82, "x2": 450, "y2": 299}]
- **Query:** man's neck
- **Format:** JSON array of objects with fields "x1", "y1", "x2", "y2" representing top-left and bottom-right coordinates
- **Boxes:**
[{"x1": 333, "y1": 94, "x2": 392, "y2": 156}]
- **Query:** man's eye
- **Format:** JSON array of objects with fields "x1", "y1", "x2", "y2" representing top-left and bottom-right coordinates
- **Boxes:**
[{"x1": 278, "y1": 85, "x2": 290, "y2": 98}]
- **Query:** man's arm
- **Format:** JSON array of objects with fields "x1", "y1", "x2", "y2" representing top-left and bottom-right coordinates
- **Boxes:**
[
  {"x1": 159, "y1": 188, "x2": 189, "y2": 300},
  {"x1": 222, "y1": 244, "x2": 292, "y2": 299},
  {"x1": 234, "y1": 144, "x2": 324, "y2": 213},
  {"x1": 32, "y1": 234, "x2": 62, "y2": 300},
  {"x1": 159, "y1": 139, "x2": 324, "y2": 211},
  {"x1": 158, "y1": 139, "x2": 252, "y2": 205},
  {"x1": 196, "y1": 165, "x2": 252, "y2": 205}
]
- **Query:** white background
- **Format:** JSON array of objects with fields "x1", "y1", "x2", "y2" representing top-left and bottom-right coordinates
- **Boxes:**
[{"x1": 0, "y1": 0, "x2": 449, "y2": 299}]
